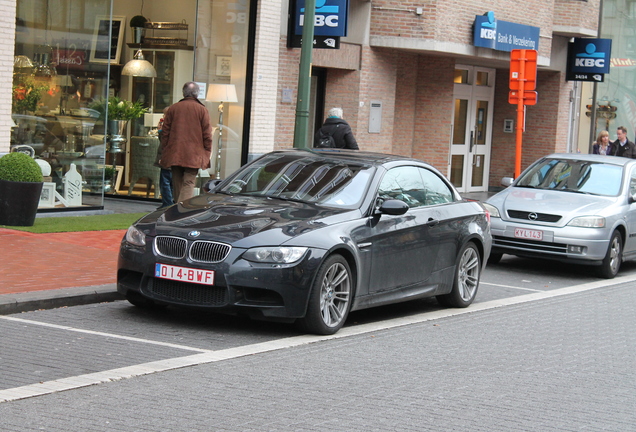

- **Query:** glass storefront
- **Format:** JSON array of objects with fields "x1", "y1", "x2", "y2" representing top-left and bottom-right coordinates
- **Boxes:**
[{"x1": 12, "y1": 0, "x2": 250, "y2": 210}]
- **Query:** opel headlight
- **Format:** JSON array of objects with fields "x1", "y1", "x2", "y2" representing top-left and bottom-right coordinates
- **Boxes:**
[
  {"x1": 125, "y1": 225, "x2": 146, "y2": 246},
  {"x1": 482, "y1": 203, "x2": 500, "y2": 218},
  {"x1": 567, "y1": 216, "x2": 605, "y2": 228},
  {"x1": 243, "y1": 247, "x2": 308, "y2": 264}
]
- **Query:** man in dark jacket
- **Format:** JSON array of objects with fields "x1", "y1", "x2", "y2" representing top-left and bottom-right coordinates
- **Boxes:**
[
  {"x1": 608, "y1": 126, "x2": 636, "y2": 158},
  {"x1": 160, "y1": 82, "x2": 213, "y2": 202},
  {"x1": 314, "y1": 107, "x2": 359, "y2": 149}
]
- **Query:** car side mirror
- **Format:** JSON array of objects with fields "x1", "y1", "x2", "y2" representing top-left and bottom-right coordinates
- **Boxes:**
[
  {"x1": 203, "y1": 179, "x2": 223, "y2": 193},
  {"x1": 377, "y1": 199, "x2": 409, "y2": 216},
  {"x1": 501, "y1": 177, "x2": 514, "y2": 187}
]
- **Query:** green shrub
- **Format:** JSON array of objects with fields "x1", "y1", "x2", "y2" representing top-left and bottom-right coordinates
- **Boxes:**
[
  {"x1": 0, "y1": 152, "x2": 43, "y2": 183},
  {"x1": 130, "y1": 15, "x2": 148, "y2": 27}
]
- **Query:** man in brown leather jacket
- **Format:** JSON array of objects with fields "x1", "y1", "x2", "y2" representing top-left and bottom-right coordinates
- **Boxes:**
[{"x1": 160, "y1": 82, "x2": 213, "y2": 202}]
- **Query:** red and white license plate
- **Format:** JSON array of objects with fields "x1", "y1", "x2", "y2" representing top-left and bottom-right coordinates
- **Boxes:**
[
  {"x1": 514, "y1": 227, "x2": 543, "y2": 241},
  {"x1": 155, "y1": 263, "x2": 215, "y2": 285}
]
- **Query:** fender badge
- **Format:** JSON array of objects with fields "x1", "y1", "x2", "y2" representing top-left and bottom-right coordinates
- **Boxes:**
[{"x1": 188, "y1": 230, "x2": 201, "y2": 237}]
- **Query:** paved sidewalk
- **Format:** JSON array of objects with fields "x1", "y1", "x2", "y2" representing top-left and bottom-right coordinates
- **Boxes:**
[{"x1": 0, "y1": 197, "x2": 158, "y2": 314}]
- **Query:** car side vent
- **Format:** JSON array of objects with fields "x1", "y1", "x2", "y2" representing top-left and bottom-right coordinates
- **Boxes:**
[
  {"x1": 507, "y1": 210, "x2": 562, "y2": 223},
  {"x1": 190, "y1": 241, "x2": 231, "y2": 263},
  {"x1": 155, "y1": 236, "x2": 188, "y2": 259}
]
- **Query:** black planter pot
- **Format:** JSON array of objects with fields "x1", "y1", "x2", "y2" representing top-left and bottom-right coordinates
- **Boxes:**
[{"x1": 0, "y1": 179, "x2": 43, "y2": 226}]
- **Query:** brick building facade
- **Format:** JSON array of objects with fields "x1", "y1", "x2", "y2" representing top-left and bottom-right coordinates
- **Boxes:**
[{"x1": 1, "y1": 0, "x2": 600, "y2": 199}]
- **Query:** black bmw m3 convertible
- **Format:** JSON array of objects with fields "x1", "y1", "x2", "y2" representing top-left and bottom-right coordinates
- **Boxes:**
[{"x1": 117, "y1": 149, "x2": 492, "y2": 334}]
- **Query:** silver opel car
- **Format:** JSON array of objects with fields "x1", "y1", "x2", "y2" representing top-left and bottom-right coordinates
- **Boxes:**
[{"x1": 483, "y1": 153, "x2": 636, "y2": 278}]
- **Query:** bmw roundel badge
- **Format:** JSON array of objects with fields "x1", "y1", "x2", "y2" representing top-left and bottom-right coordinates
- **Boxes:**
[{"x1": 188, "y1": 230, "x2": 201, "y2": 237}]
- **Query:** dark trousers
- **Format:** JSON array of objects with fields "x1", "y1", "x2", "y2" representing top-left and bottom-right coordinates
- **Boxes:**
[{"x1": 159, "y1": 168, "x2": 174, "y2": 208}]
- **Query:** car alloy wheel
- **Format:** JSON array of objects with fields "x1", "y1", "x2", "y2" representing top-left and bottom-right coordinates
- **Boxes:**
[
  {"x1": 437, "y1": 242, "x2": 481, "y2": 308},
  {"x1": 599, "y1": 231, "x2": 622, "y2": 279},
  {"x1": 297, "y1": 254, "x2": 352, "y2": 335}
]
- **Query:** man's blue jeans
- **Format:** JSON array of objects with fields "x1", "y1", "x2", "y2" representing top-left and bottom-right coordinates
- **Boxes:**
[{"x1": 159, "y1": 168, "x2": 174, "y2": 208}]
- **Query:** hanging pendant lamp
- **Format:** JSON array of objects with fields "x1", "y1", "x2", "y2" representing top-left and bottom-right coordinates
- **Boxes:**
[{"x1": 121, "y1": 50, "x2": 157, "y2": 77}]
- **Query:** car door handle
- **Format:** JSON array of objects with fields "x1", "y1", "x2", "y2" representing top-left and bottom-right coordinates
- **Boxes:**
[{"x1": 427, "y1": 218, "x2": 439, "y2": 227}]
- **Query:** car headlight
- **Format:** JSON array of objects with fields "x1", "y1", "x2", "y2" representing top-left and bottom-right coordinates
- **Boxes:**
[
  {"x1": 125, "y1": 225, "x2": 146, "y2": 246},
  {"x1": 567, "y1": 216, "x2": 605, "y2": 228},
  {"x1": 482, "y1": 202, "x2": 500, "y2": 218},
  {"x1": 243, "y1": 247, "x2": 308, "y2": 264}
]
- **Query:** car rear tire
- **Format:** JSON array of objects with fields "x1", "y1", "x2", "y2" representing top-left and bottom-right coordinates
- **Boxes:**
[
  {"x1": 599, "y1": 231, "x2": 623, "y2": 279},
  {"x1": 296, "y1": 255, "x2": 352, "y2": 335},
  {"x1": 437, "y1": 242, "x2": 481, "y2": 308}
]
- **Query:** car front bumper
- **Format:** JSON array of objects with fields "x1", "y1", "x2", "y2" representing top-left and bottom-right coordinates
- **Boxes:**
[
  {"x1": 117, "y1": 237, "x2": 327, "y2": 320},
  {"x1": 490, "y1": 219, "x2": 611, "y2": 264}
]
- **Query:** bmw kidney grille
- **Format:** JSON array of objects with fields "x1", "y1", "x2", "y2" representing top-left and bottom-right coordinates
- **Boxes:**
[{"x1": 155, "y1": 236, "x2": 231, "y2": 263}]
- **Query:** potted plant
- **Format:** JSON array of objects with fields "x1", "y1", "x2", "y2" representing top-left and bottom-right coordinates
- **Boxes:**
[
  {"x1": 0, "y1": 152, "x2": 44, "y2": 226},
  {"x1": 130, "y1": 15, "x2": 148, "y2": 43},
  {"x1": 103, "y1": 166, "x2": 116, "y2": 193},
  {"x1": 90, "y1": 96, "x2": 148, "y2": 153}
]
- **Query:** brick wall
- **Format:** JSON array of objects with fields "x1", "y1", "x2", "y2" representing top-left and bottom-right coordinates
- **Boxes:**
[
  {"x1": 412, "y1": 56, "x2": 455, "y2": 170},
  {"x1": 354, "y1": 46, "x2": 397, "y2": 153},
  {"x1": 369, "y1": 0, "x2": 558, "y2": 60},
  {"x1": 553, "y1": 0, "x2": 600, "y2": 35},
  {"x1": 0, "y1": 0, "x2": 16, "y2": 152}
]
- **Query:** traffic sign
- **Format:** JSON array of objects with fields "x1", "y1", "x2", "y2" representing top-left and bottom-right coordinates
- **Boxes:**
[
  {"x1": 509, "y1": 90, "x2": 538, "y2": 105},
  {"x1": 510, "y1": 49, "x2": 537, "y2": 91}
]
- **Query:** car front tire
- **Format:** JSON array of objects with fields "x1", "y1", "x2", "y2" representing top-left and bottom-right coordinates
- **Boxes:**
[
  {"x1": 297, "y1": 254, "x2": 352, "y2": 335},
  {"x1": 599, "y1": 231, "x2": 623, "y2": 279},
  {"x1": 437, "y1": 242, "x2": 481, "y2": 308}
]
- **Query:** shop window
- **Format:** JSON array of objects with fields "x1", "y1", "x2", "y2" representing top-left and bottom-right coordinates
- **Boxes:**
[{"x1": 13, "y1": 0, "x2": 113, "y2": 210}]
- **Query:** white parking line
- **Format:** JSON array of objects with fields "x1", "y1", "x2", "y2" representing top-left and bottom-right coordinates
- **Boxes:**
[
  {"x1": 480, "y1": 282, "x2": 544, "y2": 292},
  {"x1": 0, "y1": 316, "x2": 211, "y2": 353},
  {"x1": 0, "y1": 274, "x2": 632, "y2": 404}
]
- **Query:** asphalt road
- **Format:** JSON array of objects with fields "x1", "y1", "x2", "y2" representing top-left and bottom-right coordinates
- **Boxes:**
[{"x1": 1, "y1": 257, "x2": 635, "y2": 431}]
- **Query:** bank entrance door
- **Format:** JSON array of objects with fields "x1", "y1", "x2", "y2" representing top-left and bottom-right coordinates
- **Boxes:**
[{"x1": 450, "y1": 65, "x2": 495, "y2": 193}]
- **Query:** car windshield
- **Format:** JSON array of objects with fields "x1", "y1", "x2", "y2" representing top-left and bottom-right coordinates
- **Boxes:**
[
  {"x1": 217, "y1": 152, "x2": 374, "y2": 208},
  {"x1": 516, "y1": 158, "x2": 623, "y2": 196}
]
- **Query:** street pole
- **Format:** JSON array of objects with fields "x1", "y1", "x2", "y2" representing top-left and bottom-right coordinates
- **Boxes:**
[
  {"x1": 588, "y1": 0, "x2": 604, "y2": 153},
  {"x1": 293, "y1": 0, "x2": 316, "y2": 149}
]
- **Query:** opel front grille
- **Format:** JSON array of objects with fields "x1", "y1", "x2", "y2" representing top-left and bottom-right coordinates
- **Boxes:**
[
  {"x1": 507, "y1": 210, "x2": 562, "y2": 223},
  {"x1": 493, "y1": 235, "x2": 568, "y2": 255}
]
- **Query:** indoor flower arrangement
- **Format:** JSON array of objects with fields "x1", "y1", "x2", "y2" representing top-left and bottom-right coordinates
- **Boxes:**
[
  {"x1": 12, "y1": 79, "x2": 50, "y2": 114},
  {"x1": 90, "y1": 96, "x2": 148, "y2": 121}
]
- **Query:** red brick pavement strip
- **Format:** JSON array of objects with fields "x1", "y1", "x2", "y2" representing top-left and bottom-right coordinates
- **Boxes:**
[{"x1": 0, "y1": 228, "x2": 125, "y2": 295}]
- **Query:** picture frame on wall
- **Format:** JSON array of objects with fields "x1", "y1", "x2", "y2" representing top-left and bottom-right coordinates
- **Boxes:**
[
  {"x1": 216, "y1": 56, "x2": 231, "y2": 76},
  {"x1": 90, "y1": 15, "x2": 126, "y2": 64}
]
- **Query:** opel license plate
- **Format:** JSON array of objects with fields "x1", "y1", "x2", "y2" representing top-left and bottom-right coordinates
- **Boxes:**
[
  {"x1": 155, "y1": 263, "x2": 215, "y2": 285},
  {"x1": 514, "y1": 227, "x2": 543, "y2": 241}
]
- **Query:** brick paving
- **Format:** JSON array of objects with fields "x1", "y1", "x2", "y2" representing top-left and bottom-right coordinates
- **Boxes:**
[{"x1": 0, "y1": 228, "x2": 125, "y2": 295}]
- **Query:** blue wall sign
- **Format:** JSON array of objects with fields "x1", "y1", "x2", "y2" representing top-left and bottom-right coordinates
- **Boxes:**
[
  {"x1": 473, "y1": 11, "x2": 540, "y2": 52},
  {"x1": 295, "y1": 0, "x2": 348, "y2": 37},
  {"x1": 568, "y1": 38, "x2": 612, "y2": 74}
]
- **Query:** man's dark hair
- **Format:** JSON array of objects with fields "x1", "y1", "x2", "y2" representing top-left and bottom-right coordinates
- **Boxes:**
[
  {"x1": 618, "y1": 125, "x2": 628, "y2": 134},
  {"x1": 182, "y1": 82, "x2": 200, "y2": 98}
]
